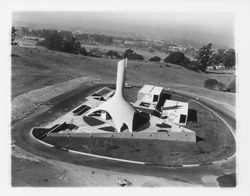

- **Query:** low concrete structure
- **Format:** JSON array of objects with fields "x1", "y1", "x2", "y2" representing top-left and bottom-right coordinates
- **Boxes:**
[
  {"x1": 137, "y1": 85, "x2": 163, "y2": 103},
  {"x1": 133, "y1": 85, "x2": 163, "y2": 112},
  {"x1": 161, "y1": 100, "x2": 188, "y2": 125},
  {"x1": 47, "y1": 130, "x2": 196, "y2": 142}
]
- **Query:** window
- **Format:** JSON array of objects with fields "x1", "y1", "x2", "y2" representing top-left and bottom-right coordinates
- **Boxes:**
[
  {"x1": 139, "y1": 102, "x2": 150, "y2": 107},
  {"x1": 153, "y1": 95, "x2": 159, "y2": 102},
  {"x1": 179, "y1": 114, "x2": 187, "y2": 123}
]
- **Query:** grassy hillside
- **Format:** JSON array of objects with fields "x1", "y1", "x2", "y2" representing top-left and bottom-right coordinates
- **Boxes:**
[
  {"x1": 82, "y1": 44, "x2": 168, "y2": 60},
  {"x1": 11, "y1": 46, "x2": 234, "y2": 99}
]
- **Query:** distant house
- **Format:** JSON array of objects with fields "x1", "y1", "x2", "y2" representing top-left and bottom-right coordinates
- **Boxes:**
[
  {"x1": 214, "y1": 63, "x2": 225, "y2": 70},
  {"x1": 168, "y1": 46, "x2": 186, "y2": 53},
  {"x1": 207, "y1": 66, "x2": 215, "y2": 71}
]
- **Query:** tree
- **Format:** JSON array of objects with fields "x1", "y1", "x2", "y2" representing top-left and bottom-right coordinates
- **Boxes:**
[
  {"x1": 149, "y1": 56, "x2": 161, "y2": 62},
  {"x1": 73, "y1": 41, "x2": 81, "y2": 54},
  {"x1": 44, "y1": 30, "x2": 82, "y2": 54},
  {"x1": 106, "y1": 50, "x2": 122, "y2": 59},
  {"x1": 44, "y1": 31, "x2": 63, "y2": 50},
  {"x1": 20, "y1": 26, "x2": 29, "y2": 36},
  {"x1": 164, "y1": 51, "x2": 190, "y2": 67},
  {"x1": 223, "y1": 49, "x2": 236, "y2": 68},
  {"x1": 124, "y1": 49, "x2": 144, "y2": 60},
  {"x1": 196, "y1": 43, "x2": 213, "y2": 71},
  {"x1": 11, "y1": 26, "x2": 17, "y2": 45},
  {"x1": 211, "y1": 49, "x2": 225, "y2": 65},
  {"x1": 204, "y1": 79, "x2": 226, "y2": 91},
  {"x1": 129, "y1": 53, "x2": 144, "y2": 60},
  {"x1": 124, "y1": 49, "x2": 134, "y2": 58},
  {"x1": 79, "y1": 46, "x2": 87, "y2": 55}
]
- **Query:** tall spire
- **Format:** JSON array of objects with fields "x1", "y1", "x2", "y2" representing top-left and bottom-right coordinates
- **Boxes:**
[
  {"x1": 114, "y1": 58, "x2": 127, "y2": 97},
  {"x1": 86, "y1": 59, "x2": 136, "y2": 132}
]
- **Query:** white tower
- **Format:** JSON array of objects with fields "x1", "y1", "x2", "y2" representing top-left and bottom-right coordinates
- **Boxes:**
[{"x1": 86, "y1": 59, "x2": 136, "y2": 132}]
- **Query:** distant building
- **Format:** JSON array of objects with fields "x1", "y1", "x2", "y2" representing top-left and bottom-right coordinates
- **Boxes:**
[
  {"x1": 207, "y1": 66, "x2": 215, "y2": 71},
  {"x1": 214, "y1": 63, "x2": 225, "y2": 70},
  {"x1": 161, "y1": 100, "x2": 188, "y2": 126},
  {"x1": 168, "y1": 46, "x2": 187, "y2": 53},
  {"x1": 217, "y1": 63, "x2": 226, "y2": 70}
]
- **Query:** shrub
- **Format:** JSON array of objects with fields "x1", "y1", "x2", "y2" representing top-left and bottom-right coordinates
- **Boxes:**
[
  {"x1": 204, "y1": 79, "x2": 226, "y2": 91},
  {"x1": 204, "y1": 79, "x2": 219, "y2": 89},
  {"x1": 164, "y1": 51, "x2": 190, "y2": 67},
  {"x1": 149, "y1": 56, "x2": 161, "y2": 62},
  {"x1": 106, "y1": 50, "x2": 122, "y2": 59},
  {"x1": 124, "y1": 49, "x2": 144, "y2": 60}
]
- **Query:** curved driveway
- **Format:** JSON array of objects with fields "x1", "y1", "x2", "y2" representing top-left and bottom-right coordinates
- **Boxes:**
[{"x1": 11, "y1": 84, "x2": 236, "y2": 185}]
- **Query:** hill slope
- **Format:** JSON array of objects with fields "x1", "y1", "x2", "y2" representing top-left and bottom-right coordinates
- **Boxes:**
[{"x1": 11, "y1": 46, "x2": 234, "y2": 99}]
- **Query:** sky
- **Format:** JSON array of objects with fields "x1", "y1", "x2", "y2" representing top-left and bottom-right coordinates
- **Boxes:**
[{"x1": 13, "y1": 12, "x2": 234, "y2": 48}]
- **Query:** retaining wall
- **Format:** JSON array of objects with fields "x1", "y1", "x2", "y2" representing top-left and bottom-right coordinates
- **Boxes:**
[{"x1": 47, "y1": 131, "x2": 196, "y2": 142}]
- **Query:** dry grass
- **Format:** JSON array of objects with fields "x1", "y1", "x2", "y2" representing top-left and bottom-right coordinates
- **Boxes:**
[
  {"x1": 11, "y1": 77, "x2": 94, "y2": 124},
  {"x1": 82, "y1": 44, "x2": 168, "y2": 60},
  {"x1": 11, "y1": 46, "x2": 235, "y2": 124},
  {"x1": 11, "y1": 46, "x2": 234, "y2": 100}
]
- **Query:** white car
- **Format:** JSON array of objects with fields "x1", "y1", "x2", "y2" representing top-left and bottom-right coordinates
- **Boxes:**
[{"x1": 124, "y1": 83, "x2": 132, "y2": 88}]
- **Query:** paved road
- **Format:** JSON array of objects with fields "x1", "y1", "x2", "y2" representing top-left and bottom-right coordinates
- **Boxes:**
[{"x1": 11, "y1": 83, "x2": 236, "y2": 186}]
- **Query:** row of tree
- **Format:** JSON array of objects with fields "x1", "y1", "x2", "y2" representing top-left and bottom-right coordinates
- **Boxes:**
[
  {"x1": 41, "y1": 30, "x2": 81, "y2": 54},
  {"x1": 12, "y1": 27, "x2": 235, "y2": 71},
  {"x1": 16, "y1": 27, "x2": 114, "y2": 45},
  {"x1": 148, "y1": 43, "x2": 235, "y2": 72},
  {"x1": 196, "y1": 43, "x2": 235, "y2": 71}
]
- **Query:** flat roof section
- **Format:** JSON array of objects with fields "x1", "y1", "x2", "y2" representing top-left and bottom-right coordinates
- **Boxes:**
[
  {"x1": 139, "y1": 85, "x2": 163, "y2": 96},
  {"x1": 162, "y1": 100, "x2": 188, "y2": 116}
]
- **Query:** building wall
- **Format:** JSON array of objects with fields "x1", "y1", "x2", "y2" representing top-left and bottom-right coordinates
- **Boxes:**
[{"x1": 48, "y1": 131, "x2": 196, "y2": 142}]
